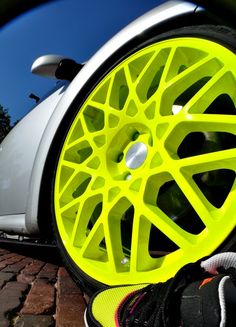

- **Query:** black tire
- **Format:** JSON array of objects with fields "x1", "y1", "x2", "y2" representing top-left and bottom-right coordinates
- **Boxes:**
[{"x1": 50, "y1": 24, "x2": 236, "y2": 295}]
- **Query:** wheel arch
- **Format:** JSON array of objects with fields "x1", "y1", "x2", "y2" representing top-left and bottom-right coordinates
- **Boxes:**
[{"x1": 26, "y1": 0, "x2": 217, "y2": 237}]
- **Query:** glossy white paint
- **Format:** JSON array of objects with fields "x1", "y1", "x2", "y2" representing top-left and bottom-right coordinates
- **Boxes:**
[
  {"x1": 0, "y1": 214, "x2": 26, "y2": 234},
  {"x1": 26, "y1": 1, "x2": 197, "y2": 234},
  {"x1": 0, "y1": 85, "x2": 66, "y2": 217},
  {"x1": 0, "y1": 1, "x2": 197, "y2": 235}
]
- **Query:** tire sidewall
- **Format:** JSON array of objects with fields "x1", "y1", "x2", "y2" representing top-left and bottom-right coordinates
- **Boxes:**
[{"x1": 50, "y1": 24, "x2": 236, "y2": 294}]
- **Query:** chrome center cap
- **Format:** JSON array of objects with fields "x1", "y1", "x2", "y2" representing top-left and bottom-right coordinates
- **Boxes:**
[{"x1": 125, "y1": 142, "x2": 148, "y2": 169}]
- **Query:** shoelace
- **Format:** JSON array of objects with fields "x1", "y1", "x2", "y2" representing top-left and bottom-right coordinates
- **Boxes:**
[
  {"x1": 217, "y1": 266, "x2": 236, "y2": 286},
  {"x1": 118, "y1": 260, "x2": 211, "y2": 327}
]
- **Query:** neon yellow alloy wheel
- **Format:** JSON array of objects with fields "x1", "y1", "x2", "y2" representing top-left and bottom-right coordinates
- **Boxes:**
[{"x1": 54, "y1": 36, "x2": 236, "y2": 286}]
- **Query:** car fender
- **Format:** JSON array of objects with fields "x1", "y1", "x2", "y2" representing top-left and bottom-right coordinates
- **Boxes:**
[
  {"x1": 0, "y1": 86, "x2": 66, "y2": 220},
  {"x1": 26, "y1": 0, "x2": 197, "y2": 234}
]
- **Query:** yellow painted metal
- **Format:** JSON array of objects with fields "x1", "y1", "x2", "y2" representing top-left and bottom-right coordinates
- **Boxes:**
[{"x1": 54, "y1": 37, "x2": 236, "y2": 285}]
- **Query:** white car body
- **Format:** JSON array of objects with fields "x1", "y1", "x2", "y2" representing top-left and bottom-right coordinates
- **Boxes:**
[{"x1": 0, "y1": 1, "x2": 199, "y2": 235}]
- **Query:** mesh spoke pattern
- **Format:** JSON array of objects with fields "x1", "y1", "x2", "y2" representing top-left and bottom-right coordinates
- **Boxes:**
[{"x1": 54, "y1": 37, "x2": 236, "y2": 285}]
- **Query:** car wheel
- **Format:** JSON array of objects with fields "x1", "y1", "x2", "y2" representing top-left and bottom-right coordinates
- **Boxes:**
[{"x1": 52, "y1": 25, "x2": 236, "y2": 293}]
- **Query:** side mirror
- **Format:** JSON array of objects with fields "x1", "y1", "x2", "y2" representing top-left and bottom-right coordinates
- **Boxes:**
[{"x1": 31, "y1": 54, "x2": 83, "y2": 81}]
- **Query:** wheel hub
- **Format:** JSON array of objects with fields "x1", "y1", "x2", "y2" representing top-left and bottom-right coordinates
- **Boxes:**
[
  {"x1": 54, "y1": 36, "x2": 236, "y2": 287},
  {"x1": 125, "y1": 142, "x2": 148, "y2": 169}
]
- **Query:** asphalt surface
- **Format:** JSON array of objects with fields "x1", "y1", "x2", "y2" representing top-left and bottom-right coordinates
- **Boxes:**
[{"x1": 0, "y1": 245, "x2": 86, "y2": 327}]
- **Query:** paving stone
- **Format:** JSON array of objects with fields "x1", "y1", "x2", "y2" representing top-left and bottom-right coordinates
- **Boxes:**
[
  {"x1": 0, "y1": 248, "x2": 86, "y2": 326},
  {"x1": 38, "y1": 263, "x2": 58, "y2": 282},
  {"x1": 56, "y1": 268, "x2": 85, "y2": 327},
  {"x1": 17, "y1": 260, "x2": 45, "y2": 284},
  {"x1": 57, "y1": 268, "x2": 83, "y2": 296},
  {"x1": 0, "y1": 272, "x2": 15, "y2": 289},
  {"x1": 57, "y1": 323, "x2": 85, "y2": 327},
  {"x1": 1, "y1": 257, "x2": 32, "y2": 273},
  {"x1": 21, "y1": 260, "x2": 45, "y2": 276},
  {"x1": 56, "y1": 295, "x2": 86, "y2": 327},
  {"x1": 0, "y1": 281, "x2": 28, "y2": 326},
  {"x1": 0, "y1": 249, "x2": 9, "y2": 255},
  {"x1": 0, "y1": 253, "x2": 16, "y2": 262},
  {"x1": 17, "y1": 273, "x2": 35, "y2": 284},
  {"x1": 15, "y1": 315, "x2": 55, "y2": 327},
  {"x1": 21, "y1": 279, "x2": 55, "y2": 315},
  {"x1": 0, "y1": 255, "x2": 26, "y2": 270}
]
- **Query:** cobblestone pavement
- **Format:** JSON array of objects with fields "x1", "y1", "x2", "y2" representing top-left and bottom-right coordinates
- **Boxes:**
[{"x1": 0, "y1": 247, "x2": 86, "y2": 327}]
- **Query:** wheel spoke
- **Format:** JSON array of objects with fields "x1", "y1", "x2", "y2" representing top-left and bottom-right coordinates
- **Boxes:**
[
  {"x1": 71, "y1": 193, "x2": 103, "y2": 246},
  {"x1": 129, "y1": 211, "x2": 141, "y2": 272},
  {"x1": 60, "y1": 197, "x2": 81, "y2": 215},
  {"x1": 123, "y1": 65, "x2": 142, "y2": 106},
  {"x1": 143, "y1": 203, "x2": 196, "y2": 249},
  {"x1": 166, "y1": 55, "x2": 218, "y2": 89},
  {"x1": 54, "y1": 35, "x2": 236, "y2": 286},
  {"x1": 130, "y1": 212, "x2": 160, "y2": 273},
  {"x1": 177, "y1": 148, "x2": 236, "y2": 173},
  {"x1": 185, "y1": 70, "x2": 235, "y2": 114},
  {"x1": 159, "y1": 47, "x2": 176, "y2": 85},
  {"x1": 103, "y1": 208, "x2": 122, "y2": 273},
  {"x1": 60, "y1": 159, "x2": 98, "y2": 175},
  {"x1": 171, "y1": 168, "x2": 215, "y2": 226},
  {"x1": 180, "y1": 114, "x2": 236, "y2": 132},
  {"x1": 58, "y1": 170, "x2": 77, "y2": 198},
  {"x1": 80, "y1": 221, "x2": 105, "y2": 259}
]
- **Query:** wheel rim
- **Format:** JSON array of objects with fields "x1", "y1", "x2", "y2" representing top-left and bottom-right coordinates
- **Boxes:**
[{"x1": 54, "y1": 37, "x2": 236, "y2": 285}]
